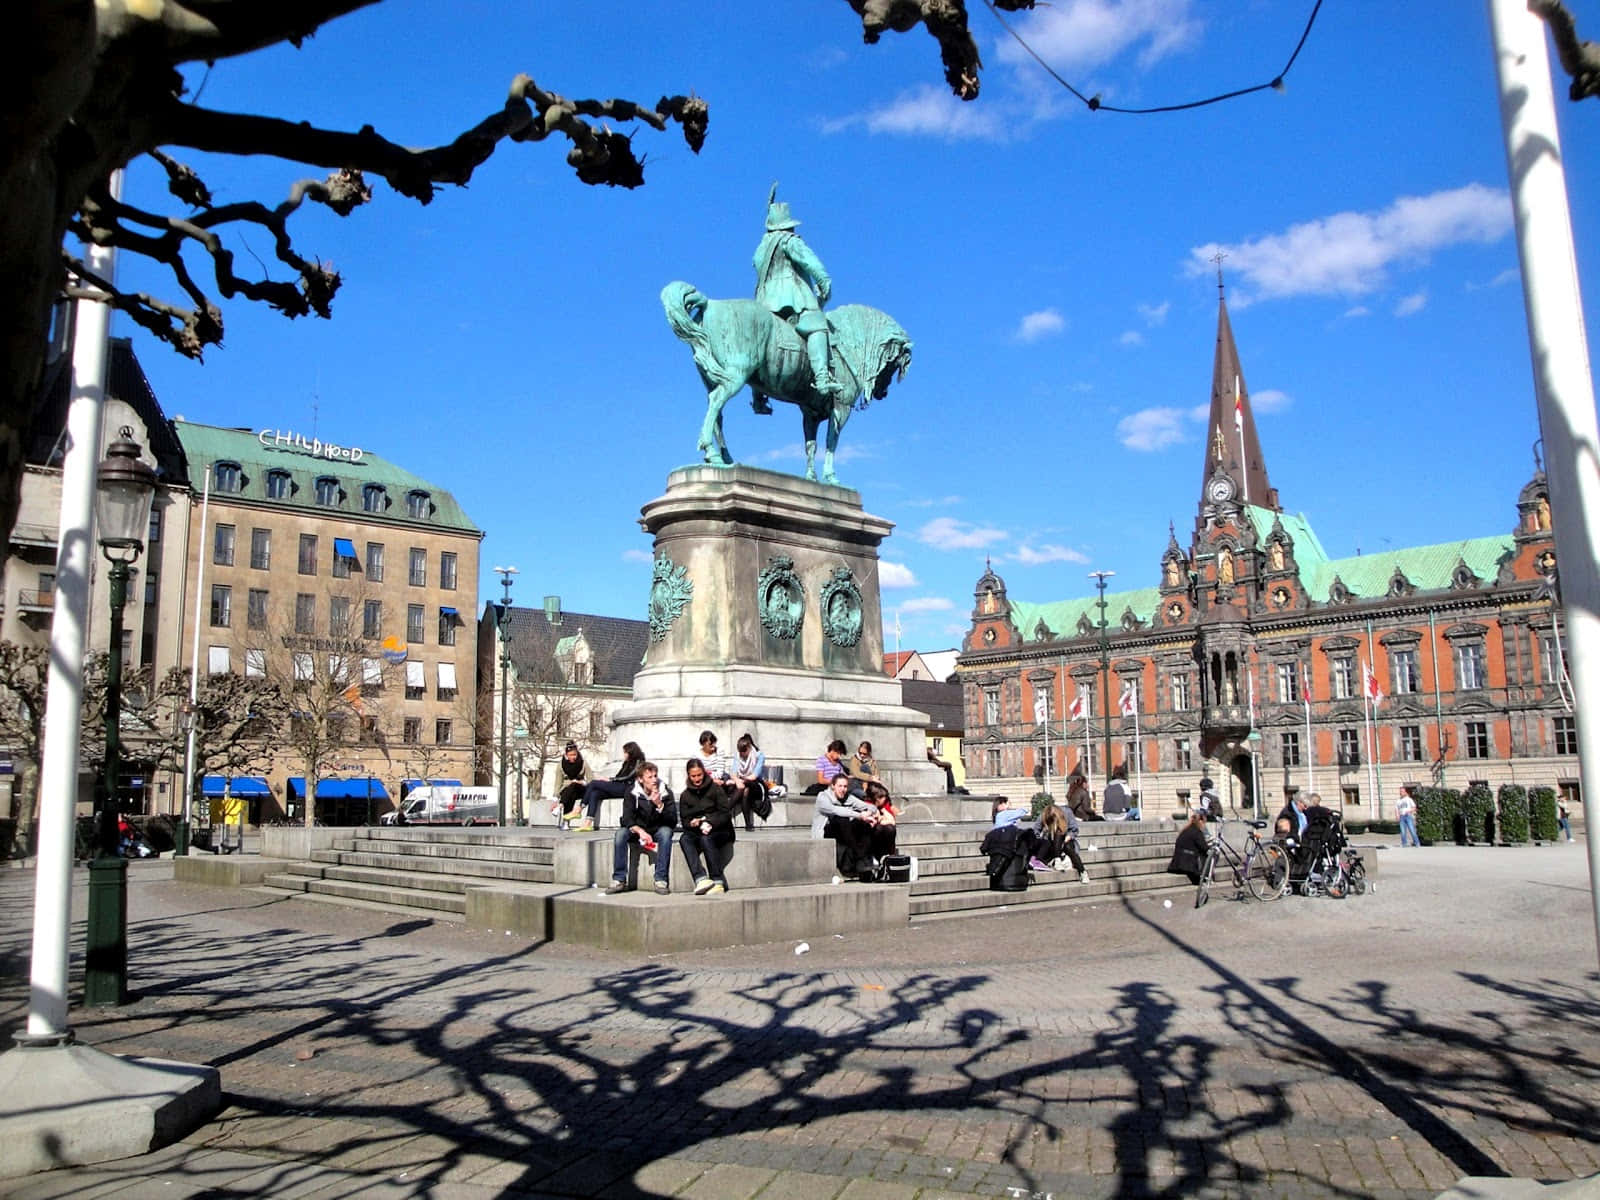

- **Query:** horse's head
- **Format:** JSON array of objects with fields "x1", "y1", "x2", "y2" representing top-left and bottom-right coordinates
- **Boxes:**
[{"x1": 829, "y1": 305, "x2": 913, "y2": 409}]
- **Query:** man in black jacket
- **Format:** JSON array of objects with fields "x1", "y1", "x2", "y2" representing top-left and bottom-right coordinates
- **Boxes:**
[{"x1": 606, "y1": 763, "x2": 678, "y2": 895}]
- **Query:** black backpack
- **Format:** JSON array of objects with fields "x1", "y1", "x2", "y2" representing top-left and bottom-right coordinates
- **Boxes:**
[{"x1": 981, "y1": 825, "x2": 1031, "y2": 892}]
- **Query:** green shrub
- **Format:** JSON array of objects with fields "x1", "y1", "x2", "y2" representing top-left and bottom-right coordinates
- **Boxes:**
[
  {"x1": 1462, "y1": 783, "x2": 1495, "y2": 843},
  {"x1": 1497, "y1": 784, "x2": 1530, "y2": 844},
  {"x1": 1413, "y1": 786, "x2": 1459, "y2": 844},
  {"x1": 1030, "y1": 792, "x2": 1055, "y2": 819},
  {"x1": 1530, "y1": 787, "x2": 1559, "y2": 841},
  {"x1": 1345, "y1": 819, "x2": 1396, "y2": 836}
]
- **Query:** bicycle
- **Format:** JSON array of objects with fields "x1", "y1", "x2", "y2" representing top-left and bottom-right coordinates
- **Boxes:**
[{"x1": 1195, "y1": 819, "x2": 1290, "y2": 908}]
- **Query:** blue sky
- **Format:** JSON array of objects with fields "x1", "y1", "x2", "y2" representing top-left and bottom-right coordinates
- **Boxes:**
[{"x1": 112, "y1": 1, "x2": 1600, "y2": 651}]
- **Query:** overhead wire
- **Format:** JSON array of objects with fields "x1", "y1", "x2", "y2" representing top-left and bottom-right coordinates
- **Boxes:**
[{"x1": 982, "y1": 0, "x2": 1323, "y2": 115}]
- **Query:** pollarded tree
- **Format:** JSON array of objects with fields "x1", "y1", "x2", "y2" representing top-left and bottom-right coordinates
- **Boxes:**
[
  {"x1": 3, "y1": 1, "x2": 1027, "y2": 547},
  {"x1": 0, "y1": 643, "x2": 114, "y2": 838},
  {"x1": 124, "y1": 666, "x2": 290, "y2": 822}
]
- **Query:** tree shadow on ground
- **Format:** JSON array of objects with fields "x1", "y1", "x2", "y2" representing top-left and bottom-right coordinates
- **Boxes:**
[{"x1": 6, "y1": 883, "x2": 1598, "y2": 1198}]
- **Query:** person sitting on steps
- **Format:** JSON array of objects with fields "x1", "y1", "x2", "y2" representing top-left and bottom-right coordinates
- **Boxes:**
[
  {"x1": 574, "y1": 742, "x2": 645, "y2": 833},
  {"x1": 805, "y1": 739, "x2": 849, "y2": 795},
  {"x1": 730, "y1": 732, "x2": 766, "y2": 831},
  {"x1": 555, "y1": 742, "x2": 588, "y2": 823},
  {"x1": 679, "y1": 758, "x2": 735, "y2": 896},
  {"x1": 606, "y1": 762, "x2": 678, "y2": 896},
  {"x1": 812, "y1": 773, "x2": 882, "y2": 880},
  {"x1": 1028, "y1": 802, "x2": 1089, "y2": 884}
]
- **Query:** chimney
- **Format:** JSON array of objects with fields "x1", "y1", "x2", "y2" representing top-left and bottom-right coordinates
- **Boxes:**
[{"x1": 544, "y1": 595, "x2": 562, "y2": 625}]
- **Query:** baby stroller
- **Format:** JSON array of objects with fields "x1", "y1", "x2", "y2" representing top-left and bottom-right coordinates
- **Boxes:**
[{"x1": 1287, "y1": 809, "x2": 1367, "y2": 898}]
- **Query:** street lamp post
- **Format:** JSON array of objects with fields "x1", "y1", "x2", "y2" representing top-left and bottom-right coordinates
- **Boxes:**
[
  {"x1": 494, "y1": 566, "x2": 518, "y2": 827},
  {"x1": 85, "y1": 428, "x2": 156, "y2": 1008},
  {"x1": 1089, "y1": 570, "x2": 1116, "y2": 787}
]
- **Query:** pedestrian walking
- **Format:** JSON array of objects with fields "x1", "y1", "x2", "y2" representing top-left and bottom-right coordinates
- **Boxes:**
[{"x1": 1396, "y1": 784, "x2": 1420, "y2": 847}]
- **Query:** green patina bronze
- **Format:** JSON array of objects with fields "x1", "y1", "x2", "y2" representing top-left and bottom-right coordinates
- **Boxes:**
[
  {"x1": 819, "y1": 567, "x2": 863, "y2": 648},
  {"x1": 757, "y1": 555, "x2": 804, "y2": 640},
  {"x1": 661, "y1": 185, "x2": 912, "y2": 486},
  {"x1": 648, "y1": 554, "x2": 693, "y2": 642}
]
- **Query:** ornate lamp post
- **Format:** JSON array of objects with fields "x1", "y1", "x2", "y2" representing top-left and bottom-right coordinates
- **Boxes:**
[
  {"x1": 85, "y1": 428, "x2": 156, "y2": 1007},
  {"x1": 1089, "y1": 570, "x2": 1115, "y2": 787},
  {"x1": 493, "y1": 565, "x2": 518, "y2": 826}
]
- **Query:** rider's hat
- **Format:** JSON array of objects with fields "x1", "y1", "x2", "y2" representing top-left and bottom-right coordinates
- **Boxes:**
[{"x1": 765, "y1": 182, "x2": 800, "y2": 232}]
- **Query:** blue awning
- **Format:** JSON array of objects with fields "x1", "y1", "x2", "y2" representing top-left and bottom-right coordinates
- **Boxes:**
[
  {"x1": 333, "y1": 537, "x2": 358, "y2": 558},
  {"x1": 402, "y1": 778, "x2": 462, "y2": 789},
  {"x1": 201, "y1": 775, "x2": 271, "y2": 797},
  {"x1": 287, "y1": 776, "x2": 391, "y2": 800},
  {"x1": 440, "y1": 606, "x2": 458, "y2": 617}
]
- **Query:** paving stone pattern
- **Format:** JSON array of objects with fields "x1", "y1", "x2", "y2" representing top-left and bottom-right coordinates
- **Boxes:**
[{"x1": 2, "y1": 843, "x2": 1598, "y2": 1198}]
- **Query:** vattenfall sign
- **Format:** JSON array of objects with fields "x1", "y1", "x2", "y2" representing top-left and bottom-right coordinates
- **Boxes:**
[{"x1": 257, "y1": 428, "x2": 365, "y2": 465}]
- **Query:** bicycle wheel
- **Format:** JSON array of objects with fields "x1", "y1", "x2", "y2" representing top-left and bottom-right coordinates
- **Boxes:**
[
  {"x1": 1345, "y1": 858, "x2": 1367, "y2": 896},
  {"x1": 1195, "y1": 850, "x2": 1217, "y2": 909},
  {"x1": 1245, "y1": 841, "x2": 1291, "y2": 901}
]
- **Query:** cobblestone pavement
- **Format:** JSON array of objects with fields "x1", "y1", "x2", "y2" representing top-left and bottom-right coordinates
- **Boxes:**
[{"x1": 2, "y1": 843, "x2": 1598, "y2": 1198}]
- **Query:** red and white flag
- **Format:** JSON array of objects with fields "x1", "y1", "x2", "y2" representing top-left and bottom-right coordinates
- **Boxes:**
[
  {"x1": 1118, "y1": 685, "x2": 1137, "y2": 717},
  {"x1": 1362, "y1": 662, "x2": 1384, "y2": 708},
  {"x1": 1234, "y1": 374, "x2": 1244, "y2": 433},
  {"x1": 1068, "y1": 693, "x2": 1086, "y2": 721}
]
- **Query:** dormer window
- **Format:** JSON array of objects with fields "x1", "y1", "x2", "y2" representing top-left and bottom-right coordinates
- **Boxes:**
[
  {"x1": 362, "y1": 484, "x2": 387, "y2": 513},
  {"x1": 213, "y1": 461, "x2": 242, "y2": 493},
  {"x1": 406, "y1": 489, "x2": 431, "y2": 519},
  {"x1": 314, "y1": 476, "x2": 340, "y2": 506},
  {"x1": 265, "y1": 469, "x2": 291, "y2": 499}
]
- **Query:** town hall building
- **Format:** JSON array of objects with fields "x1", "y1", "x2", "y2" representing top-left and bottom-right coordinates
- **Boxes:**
[{"x1": 956, "y1": 288, "x2": 1570, "y2": 820}]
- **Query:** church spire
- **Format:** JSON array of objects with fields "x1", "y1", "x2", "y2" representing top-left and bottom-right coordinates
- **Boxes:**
[{"x1": 1199, "y1": 274, "x2": 1277, "y2": 515}]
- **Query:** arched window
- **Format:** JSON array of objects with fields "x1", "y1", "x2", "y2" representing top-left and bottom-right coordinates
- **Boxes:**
[
  {"x1": 362, "y1": 484, "x2": 387, "y2": 513},
  {"x1": 213, "y1": 461, "x2": 242, "y2": 493},
  {"x1": 406, "y1": 490, "x2": 431, "y2": 519},
  {"x1": 314, "y1": 476, "x2": 340, "y2": 506},
  {"x1": 265, "y1": 469, "x2": 291, "y2": 499}
]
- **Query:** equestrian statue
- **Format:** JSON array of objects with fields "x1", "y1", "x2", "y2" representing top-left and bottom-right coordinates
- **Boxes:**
[{"x1": 661, "y1": 184, "x2": 912, "y2": 486}]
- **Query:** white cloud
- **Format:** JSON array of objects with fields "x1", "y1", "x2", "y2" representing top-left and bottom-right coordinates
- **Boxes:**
[
  {"x1": 880, "y1": 561, "x2": 918, "y2": 589},
  {"x1": 994, "y1": 0, "x2": 1202, "y2": 74},
  {"x1": 899, "y1": 596, "x2": 955, "y2": 614},
  {"x1": 1188, "y1": 184, "x2": 1511, "y2": 302},
  {"x1": 903, "y1": 494, "x2": 963, "y2": 509},
  {"x1": 1137, "y1": 300, "x2": 1170, "y2": 325},
  {"x1": 1250, "y1": 388, "x2": 1291, "y2": 414},
  {"x1": 942, "y1": 622, "x2": 969, "y2": 638},
  {"x1": 621, "y1": 548, "x2": 652, "y2": 563},
  {"x1": 1394, "y1": 291, "x2": 1428, "y2": 317},
  {"x1": 1119, "y1": 330, "x2": 1144, "y2": 347},
  {"x1": 1014, "y1": 543, "x2": 1090, "y2": 565},
  {"x1": 917, "y1": 516, "x2": 1008, "y2": 551},
  {"x1": 1188, "y1": 403, "x2": 1210, "y2": 423},
  {"x1": 823, "y1": 85, "x2": 1008, "y2": 141},
  {"x1": 1117, "y1": 406, "x2": 1190, "y2": 451},
  {"x1": 1015, "y1": 308, "x2": 1066, "y2": 343},
  {"x1": 1343, "y1": 305, "x2": 1371, "y2": 319}
]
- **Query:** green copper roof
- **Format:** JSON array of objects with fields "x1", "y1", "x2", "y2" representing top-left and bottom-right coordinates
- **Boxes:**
[
  {"x1": 172, "y1": 421, "x2": 479, "y2": 534},
  {"x1": 1010, "y1": 588, "x2": 1163, "y2": 644},
  {"x1": 1006, "y1": 505, "x2": 1513, "y2": 642},
  {"x1": 553, "y1": 634, "x2": 581, "y2": 657},
  {"x1": 1242, "y1": 503, "x2": 1511, "y2": 600}
]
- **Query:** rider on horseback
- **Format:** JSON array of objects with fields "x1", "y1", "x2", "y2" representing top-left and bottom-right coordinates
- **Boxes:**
[{"x1": 752, "y1": 183, "x2": 839, "y2": 414}]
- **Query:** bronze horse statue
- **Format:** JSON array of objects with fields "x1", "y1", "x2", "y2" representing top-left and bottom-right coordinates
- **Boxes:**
[{"x1": 661, "y1": 281, "x2": 912, "y2": 484}]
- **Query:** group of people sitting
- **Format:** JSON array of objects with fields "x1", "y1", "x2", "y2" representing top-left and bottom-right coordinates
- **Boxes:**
[
  {"x1": 1167, "y1": 779, "x2": 1340, "y2": 886},
  {"x1": 550, "y1": 730, "x2": 770, "y2": 897},
  {"x1": 556, "y1": 731, "x2": 769, "y2": 835},
  {"x1": 984, "y1": 796, "x2": 1091, "y2": 883}
]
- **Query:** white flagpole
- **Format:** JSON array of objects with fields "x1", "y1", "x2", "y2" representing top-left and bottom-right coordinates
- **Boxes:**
[
  {"x1": 1082, "y1": 692, "x2": 1090, "y2": 777},
  {"x1": 1042, "y1": 694, "x2": 1051, "y2": 799},
  {"x1": 1248, "y1": 671, "x2": 1261, "y2": 819},
  {"x1": 1363, "y1": 669, "x2": 1378, "y2": 819},
  {"x1": 1132, "y1": 680, "x2": 1143, "y2": 809},
  {"x1": 1366, "y1": 621, "x2": 1382, "y2": 818},
  {"x1": 182, "y1": 470, "x2": 211, "y2": 832},
  {"x1": 1303, "y1": 664, "x2": 1315, "y2": 798}
]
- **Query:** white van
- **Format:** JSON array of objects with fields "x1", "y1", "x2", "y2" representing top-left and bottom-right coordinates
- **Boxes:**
[{"x1": 383, "y1": 786, "x2": 499, "y2": 826}]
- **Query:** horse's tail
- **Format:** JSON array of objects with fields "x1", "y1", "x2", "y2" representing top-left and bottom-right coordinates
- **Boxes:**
[{"x1": 661, "y1": 281, "x2": 711, "y2": 353}]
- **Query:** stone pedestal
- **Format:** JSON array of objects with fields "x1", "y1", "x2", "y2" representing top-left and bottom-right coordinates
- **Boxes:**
[{"x1": 609, "y1": 466, "x2": 944, "y2": 795}]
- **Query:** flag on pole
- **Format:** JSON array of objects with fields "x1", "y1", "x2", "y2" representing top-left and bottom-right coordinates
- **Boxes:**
[
  {"x1": 1234, "y1": 374, "x2": 1244, "y2": 433},
  {"x1": 1247, "y1": 671, "x2": 1257, "y2": 726},
  {"x1": 1118, "y1": 685, "x2": 1137, "y2": 717},
  {"x1": 1068, "y1": 692, "x2": 1085, "y2": 721},
  {"x1": 1362, "y1": 661, "x2": 1383, "y2": 708}
]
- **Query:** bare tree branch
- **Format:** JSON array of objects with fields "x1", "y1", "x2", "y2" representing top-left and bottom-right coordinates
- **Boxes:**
[
  {"x1": 1530, "y1": 0, "x2": 1600, "y2": 101},
  {"x1": 847, "y1": 0, "x2": 1036, "y2": 100}
]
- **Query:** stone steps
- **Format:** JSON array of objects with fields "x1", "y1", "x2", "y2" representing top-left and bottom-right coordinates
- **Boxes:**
[{"x1": 241, "y1": 816, "x2": 1194, "y2": 940}]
